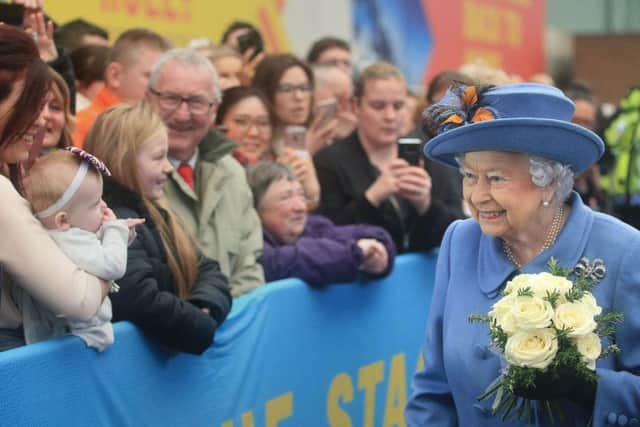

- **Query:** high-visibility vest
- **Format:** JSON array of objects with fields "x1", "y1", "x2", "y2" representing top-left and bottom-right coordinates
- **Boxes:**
[{"x1": 602, "y1": 87, "x2": 640, "y2": 199}]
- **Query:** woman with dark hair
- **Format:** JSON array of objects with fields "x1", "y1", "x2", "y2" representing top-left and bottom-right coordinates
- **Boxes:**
[
  {"x1": 252, "y1": 53, "x2": 336, "y2": 156},
  {"x1": 0, "y1": 25, "x2": 109, "y2": 350},
  {"x1": 218, "y1": 85, "x2": 321, "y2": 209}
]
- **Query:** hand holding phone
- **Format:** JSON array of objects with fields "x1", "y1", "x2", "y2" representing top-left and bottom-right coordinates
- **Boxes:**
[
  {"x1": 237, "y1": 29, "x2": 264, "y2": 60},
  {"x1": 314, "y1": 99, "x2": 337, "y2": 128},
  {"x1": 0, "y1": 3, "x2": 25, "y2": 27},
  {"x1": 397, "y1": 138, "x2": 422, "y2": 166},
  {"x1": 284, "y1": 126, "x2": 308, "y2": 158}
]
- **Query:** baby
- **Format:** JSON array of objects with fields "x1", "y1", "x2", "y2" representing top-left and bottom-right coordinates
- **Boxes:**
[{"x1": 20, "y1": 147, "x2": 142, "y2": 351}]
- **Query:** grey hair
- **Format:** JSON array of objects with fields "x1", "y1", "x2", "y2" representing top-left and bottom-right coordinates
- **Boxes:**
[
  {"x1": 148, "y1": 47, "x2": 222, "y2": 104},
  {"x1": 455, "y1": 153, "x2": 574, "y2": 205},
  {"x1": 528, "y1": 156, "x2": 574, "y2": 205},
  {"x1": 246, "y1": 162, "x2": 296, "y2": 209}
]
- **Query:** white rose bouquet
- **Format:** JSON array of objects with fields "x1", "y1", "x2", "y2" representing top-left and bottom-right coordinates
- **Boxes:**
[{"x1": 469, "y1": 258, "x2": 622, "y2": 422}]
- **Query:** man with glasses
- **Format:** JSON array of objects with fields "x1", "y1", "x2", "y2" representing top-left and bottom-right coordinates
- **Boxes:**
[{"x1": 147, "y1": 48, "x2": 264, "y2": 297}]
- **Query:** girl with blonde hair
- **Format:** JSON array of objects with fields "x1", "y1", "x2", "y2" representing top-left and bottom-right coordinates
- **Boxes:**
[{"x1": 84, "y1": 102, "x2": 231, "y2": 354}]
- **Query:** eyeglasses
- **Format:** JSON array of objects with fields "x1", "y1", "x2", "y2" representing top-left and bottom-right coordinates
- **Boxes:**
[
  {"x1": 148, "y1": 87, "x2": 218, "y2": 115},
  {"x1": 276, "y1": 83, "x2": 312, "y2": 95},
  {"x1": 231, "y1": 116, "x2": 272, "y2": 133}
]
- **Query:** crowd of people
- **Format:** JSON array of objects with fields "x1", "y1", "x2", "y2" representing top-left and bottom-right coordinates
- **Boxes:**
[{"x1": 1, "y1": 1, "x2": 640, "y2": 423}]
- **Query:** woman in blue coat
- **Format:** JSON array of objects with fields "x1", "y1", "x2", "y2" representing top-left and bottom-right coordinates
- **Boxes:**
[{"x1": 405, "y1": 83, "x2": 640, "y2": 426}]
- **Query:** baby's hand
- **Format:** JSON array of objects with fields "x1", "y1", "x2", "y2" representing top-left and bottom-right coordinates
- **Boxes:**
[
  {"x1": 102, "y1": 208, "x2": 117, "y2": 222},
  {"x1": 126, "y1": 218, "x2": 146, "y2": 229}
]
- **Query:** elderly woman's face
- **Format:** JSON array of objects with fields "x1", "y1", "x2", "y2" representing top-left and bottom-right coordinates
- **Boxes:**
[
  {"x1": 259, "y1": 178, "x2": 308, "y2": 244},
  {"x1": 461, "y1": 151, "x2": 547, "y2": 241}
]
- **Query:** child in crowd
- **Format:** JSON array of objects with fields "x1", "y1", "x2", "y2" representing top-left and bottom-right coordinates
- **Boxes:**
[
  {"x1": 84, "y1": 102, "x2": 231, "y2": 355},
  {"x1": 18, "y1": 148, "x2": 142, "y2": 351}
]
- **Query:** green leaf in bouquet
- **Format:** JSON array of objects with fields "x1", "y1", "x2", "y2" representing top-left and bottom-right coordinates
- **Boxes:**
[
  {"x1": 489, "y1": 324, "x2": 508, "y2": 350},
  {"x1": 547, "y1": 257, "x2": 572, "y2": 277},
  {"x1": 517, "y1": 287, "x2": 534, "y2": 297},
  {"x1": 544, "y1": 289, "x2": 561, "y2": 307},
  {"x1": 596, "y1": 312, "x2": 624, "y2": 339},
  {"x1": 601, "y1": 343, "x2": 621, "y2": 359}
]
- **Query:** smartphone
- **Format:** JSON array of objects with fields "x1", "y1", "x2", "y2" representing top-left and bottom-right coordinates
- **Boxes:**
[
  {"x1": 237, "y1": 28, "x2": 264, "y2": 60},
  {"x1": 314, "y1": 99, "x2": 337, "y2": 128},
  {"x1": 0, "y1": 3, "x2": 25, "y2": 27},
  {"x1": 284, "y1": 125, "x2": 308, "y2": 158},
  {"x1": 397, "y1": 138, "x2": 422, "y2": 166}
]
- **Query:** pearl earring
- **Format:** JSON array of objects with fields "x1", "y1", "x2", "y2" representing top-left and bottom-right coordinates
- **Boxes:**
[{"x1": 543, "y1": 201, "x2": 550, "y2": 207}]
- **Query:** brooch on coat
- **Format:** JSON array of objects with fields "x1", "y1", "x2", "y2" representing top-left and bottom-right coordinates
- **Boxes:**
[{"x1": 572, "y1": 257, "x2": 606, "y2": 283}]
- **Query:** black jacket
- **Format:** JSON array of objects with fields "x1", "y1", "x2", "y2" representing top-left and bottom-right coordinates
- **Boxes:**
[
  {"x1": 102, "y1": 179, "x2": 232, "y2": 354},
  {"x1": 313, "y1": 131, "x2": 460, "y2": 253}
]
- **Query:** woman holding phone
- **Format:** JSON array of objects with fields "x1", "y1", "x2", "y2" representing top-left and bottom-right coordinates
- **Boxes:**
[
  {"x1": 217, "y1": 86, "x2": 321, "y2": 210},
  {"x1": 252, "y1": 53, "x2": 337, "y2": 156},
  {"x1": 314, "y1": 62, "x2": 459, "y2": 253}
]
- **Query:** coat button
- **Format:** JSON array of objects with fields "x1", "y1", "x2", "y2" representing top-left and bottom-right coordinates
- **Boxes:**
[
  {"x1": 474, "y1": 344, "x2": 489, "y2": 359},
  {"x1": 619, "y1": 415, "x2": 629, "y2": 426},
  {"x1": 473, "y1": 403, "x2": 490, "y2": 417},
  {"x1": 609, "y1": 413, "x2": 619, "y2": 424}
]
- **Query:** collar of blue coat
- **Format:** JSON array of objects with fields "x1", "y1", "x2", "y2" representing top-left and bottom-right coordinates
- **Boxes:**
[{"x1": 476, "y1": 192, "x2": 593, "y2": 298}]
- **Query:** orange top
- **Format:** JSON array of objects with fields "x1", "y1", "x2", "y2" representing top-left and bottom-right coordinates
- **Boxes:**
[{"x1": 72, "y1": 87, "x2": 122, "y2": 148}]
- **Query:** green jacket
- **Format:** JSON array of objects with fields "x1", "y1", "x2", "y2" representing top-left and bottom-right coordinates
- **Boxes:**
[{"x1": 164, "y1": 130, "x2": 264, "y2": 297}]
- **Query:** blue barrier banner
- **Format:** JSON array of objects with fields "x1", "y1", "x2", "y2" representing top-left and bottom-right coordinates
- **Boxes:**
[{"x1": 0, "y1": 253, "x2": 436, "y2": 427}]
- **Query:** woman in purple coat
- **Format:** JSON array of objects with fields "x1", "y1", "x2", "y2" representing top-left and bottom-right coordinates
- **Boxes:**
[{"x1": 247, "y1": 162, "x2": 396, "y2": 285}]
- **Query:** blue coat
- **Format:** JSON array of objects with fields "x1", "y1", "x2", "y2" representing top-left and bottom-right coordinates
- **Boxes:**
[{"x1": 406, "y1": 193, "x2": 640, "y2": 426}]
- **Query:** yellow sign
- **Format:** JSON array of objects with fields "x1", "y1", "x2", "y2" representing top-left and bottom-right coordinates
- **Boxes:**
[{"x1": 45, "y1": 0, "x2": 291, "y2": 51}]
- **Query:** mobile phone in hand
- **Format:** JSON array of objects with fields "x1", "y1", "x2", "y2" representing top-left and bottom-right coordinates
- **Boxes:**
[
  {"x1": 284, "y1": 126, "x2": 308, "y2": 158},
  {"x1": 397, "y1": 138, "x2": 422, "y2": 166},
  {"x1": 0, "y1": 3, "x2": 25, "y2": 27},
  {"x1": 314, "y1": 99, "x2": 337, "y2": 128},
  {"x1": 237, "y1": 28, "x2": 264, "y2": 60}
]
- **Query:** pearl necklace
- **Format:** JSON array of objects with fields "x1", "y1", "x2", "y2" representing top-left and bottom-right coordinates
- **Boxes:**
[{"x1": 502, "y1": 204, "x2": 565, "y2": 268}]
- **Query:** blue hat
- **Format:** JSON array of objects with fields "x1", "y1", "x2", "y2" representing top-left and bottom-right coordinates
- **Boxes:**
[{"x1": 423, "y1": 83, "x2": 605, "y2": 174}]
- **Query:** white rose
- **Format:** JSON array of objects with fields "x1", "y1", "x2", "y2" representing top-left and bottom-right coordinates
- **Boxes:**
[
  {"x1": 579, "y1": 292, "x2": 603, "y2": 317},
  {"x1": 530, "y1": 272, "x2": 573, "y2": 302},
  {"x1": 553, "y1": 302, "x2": 597, "y2": 336},
  {"x1": 504, "y1": 274, "x2": 537, "y2": 295},
  {"x1": 504, "y1": 273, "x2": 573, "y2": 303},
  {"x1": 574, "y1": 333, "x2": 602, "y2": 371},
  {"x1": 489, "y1": 294, "x2": 518, "y2": 335},
  {"x1": 505, "y1": 328, "x2": 558, "y2": 369},
  {"x1": 511, "y1": 295, "x2": 554, "y2": 330}
]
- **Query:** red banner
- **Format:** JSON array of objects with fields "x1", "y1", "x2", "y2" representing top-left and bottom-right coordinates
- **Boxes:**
[{"x1": 422, "y1": 0, "x2": 545, "y2": 84}]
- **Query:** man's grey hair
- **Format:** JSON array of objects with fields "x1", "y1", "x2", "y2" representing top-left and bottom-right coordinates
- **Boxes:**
[
  {"x1": 246, "y1": 162, "x2": 296, "y2": 210},
  {"x1": 455, "y1": 153, "x2": 575, "y2": 206},
  {"x1": 148, "y1": 47, "x2": 222, "y2": 104}
]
